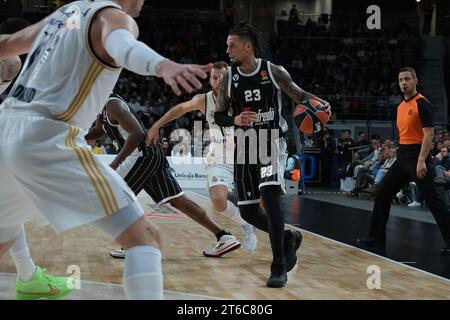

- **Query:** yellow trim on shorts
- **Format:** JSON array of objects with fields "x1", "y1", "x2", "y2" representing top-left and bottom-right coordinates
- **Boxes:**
[
  {"x1": 66, "y1": 126, "x2": 109, "y2": 215},
  {"x1": 54, "y1": 62, "x2": 103, "y2": 122},
  {"x1": 84, "y1": 149, "x2": 119, "y2": 211},
  {"x1": 65, "y1": 126, "x2": 119, "y2": 215}
]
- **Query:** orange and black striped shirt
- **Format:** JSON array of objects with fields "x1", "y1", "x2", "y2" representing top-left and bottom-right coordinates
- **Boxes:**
[{"x1": 397, "y1": 93, "x2": 433, "y2": 145}]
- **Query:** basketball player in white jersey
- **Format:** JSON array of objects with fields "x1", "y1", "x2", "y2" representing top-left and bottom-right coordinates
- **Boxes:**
[
  {"x1": 0, "y1": 0, "x2": 211, "y2": 300},
  {"x1": 0, "y1": 18, "x2": 76, "y2": 300},
  {"x1": 86, "y1": 93, "x2": 241, "y2": 259},
  {"x1": 146, "y1": 61, "x2": 258, "y2": 253}
]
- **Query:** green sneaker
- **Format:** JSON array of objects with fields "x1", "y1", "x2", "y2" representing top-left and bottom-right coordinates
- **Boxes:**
[{"x1": 16, "y1": 266, "x2": 75, "y2": 300}]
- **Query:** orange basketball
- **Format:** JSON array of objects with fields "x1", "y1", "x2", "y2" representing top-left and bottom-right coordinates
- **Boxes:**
[{"x1": 293, "y1": 99, "x2": 330, "y2": 135}]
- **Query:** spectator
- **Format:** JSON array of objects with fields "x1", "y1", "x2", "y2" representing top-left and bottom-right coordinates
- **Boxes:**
[
  {"x1": 362, "y1": 136, "x2": 382, "y2": 163},
  {"x1": 171, "y1": 135, "x2": 192, "y2": 157},
  {"x1": 366, "y1": 147, "x2": 397, "y2": 193},
  {"x1": 224, "y1": 1, "x2": 236, "y2": 28},
  {"x1": 355, "y1": 131, "x2": 369, "y2": 148},
  {"x1": 337, "y1": 129, "x2": 354, "y2": 163},
  {"x1": 434, "y1": 146, "x2": 450, "y2": 183},
  {"x1": 407, "y1": 182, "x2": 423, "y2": 207},
  {"x1": 350, "y1": 152, "x2": 386, "y2": 196},
  {"x1": 161, "y1": 139, "x2": 172, "y2": 156},
  {"x1": 319, "y1": 128, "x2": 335, "y2": 187},
  {"x1": 289, "y1": 4, "x2": 299, "y2": 25},
  {"x1": 422, "y1": 0, "x2": 435, "y2": 35},
  {"x1": 87, "y1": 139, "x2": 106, "y2": 155},
  {"x1": 284, "y1": 146, "x2": 300, "y2": 181}
]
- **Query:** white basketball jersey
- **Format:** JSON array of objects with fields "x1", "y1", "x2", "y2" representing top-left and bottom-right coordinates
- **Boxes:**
[
  {"x1": 205, "y1": 91, "x2": 234, "y2": 164},
  {"x1": 0, "y1": 0, "x2": 123, "y2": 130}
]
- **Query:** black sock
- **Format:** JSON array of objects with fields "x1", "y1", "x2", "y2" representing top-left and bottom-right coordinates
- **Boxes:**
[
  {"x1": 215, "y1": 230, "x2": 230, "y2": 241},
  {"x1": 261, "y1": 185, "x2": 285, "y2": 266}
]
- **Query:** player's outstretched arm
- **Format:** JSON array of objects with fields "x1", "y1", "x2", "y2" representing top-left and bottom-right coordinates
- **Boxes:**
[
  {"x1": 85, "y1": 116, "x2": 107, "y2": 141},
  {"x1": 215, "y1": 69, "x2": 230, "y2": 113},
  {"x1": 0, "y1": 19, "x2": 46, "y2": 60},
  {"x1": 95, "y1": 8, "x2": 211, "y2": 96},
  {"x1": 106, "y1": 99, "x2": 146, "y2": 170},
  {"x1": 146, "y1": 94, "x2": 205, "y2": 146},
  {"x1": 270, "y1": 63, "x2": 331, "y2": 115}
]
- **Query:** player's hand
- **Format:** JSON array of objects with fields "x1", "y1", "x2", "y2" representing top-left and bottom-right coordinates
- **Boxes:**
[
  {"x1": 146, "y1": 125, "x2": 160, "y2": 146},
  {"x1": 316, "y1": 98, "x2": 331, "y2": 116},
  {"x1": 155, "y1": 60, "x2": 212, "y2": 96},
  {"x1": 234, "y1": 111, "x2": 257, "y2": 127},
  {"x1": 416, "y1": 159, "x2": 427, "y2": 179},
  {"x1": 109, "y1": 162, "x2": 119, "y2": 171}
]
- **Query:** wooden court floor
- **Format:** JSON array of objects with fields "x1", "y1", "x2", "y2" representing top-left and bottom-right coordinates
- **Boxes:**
[{"x1": 1, "y1": 191, "x2": 450, "y2": 299}]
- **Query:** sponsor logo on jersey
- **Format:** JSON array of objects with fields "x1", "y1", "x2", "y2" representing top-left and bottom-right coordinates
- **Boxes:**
[
  {"x1": 261, "y1": 70, "x2": 269, "y2": 81},
  {"x1": 255, "y1": 108, "x2": 275, "y2": 124}
]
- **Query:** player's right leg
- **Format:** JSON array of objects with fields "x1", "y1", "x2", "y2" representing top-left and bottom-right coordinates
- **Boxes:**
[
  {"x1": 91, "y1": 201, "x2": 163, "y2": 299},
  {"x1": 0, "y1": 114, "x2": 163, "y2": 299},
  {"x1": 0, "y1": 225, "x2": 75, "y2": 300},
  {"x1": 0, "y1": 125, "x2": 75, "y2": 300},
  {"x1": 209, "y1": 184, "x2": 257, "y2": 252}
]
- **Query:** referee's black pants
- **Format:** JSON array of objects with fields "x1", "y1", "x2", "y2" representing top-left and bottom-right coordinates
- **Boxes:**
[{"x1": 368, "y1": 145, "x2": 450, "y2": 246}]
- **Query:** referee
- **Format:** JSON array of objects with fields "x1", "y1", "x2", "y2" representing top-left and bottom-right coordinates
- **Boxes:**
[{"x1": 357, "y1": 67, "x2": 450, "y2": 255}]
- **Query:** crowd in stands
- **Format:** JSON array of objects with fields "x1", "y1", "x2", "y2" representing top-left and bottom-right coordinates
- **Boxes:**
[
  {"x1": 317, "y1": 128, "x2": 450, "y2": 209},
  {"x1": 86, "y1": 15, "x2": 422, "y2": 158},
  {"x1": 61, "y1": 14, "x2": 435, "y2": 207},
  {"x1": 274, "y1": 17, "x2": 420, "y2": 121}
]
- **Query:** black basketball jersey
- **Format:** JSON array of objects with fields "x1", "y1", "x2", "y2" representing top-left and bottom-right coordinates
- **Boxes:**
[
  {"x1": 99, "y1": 93, "x2": 151, "y2": 157},
  {"x1": 228, "y1": 59, "x2": 288, "y2": 135}
]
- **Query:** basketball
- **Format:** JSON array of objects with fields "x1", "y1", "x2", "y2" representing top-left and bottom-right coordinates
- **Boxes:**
[{"x1": 293, "y1": 99, "x2": 330, "y2": 135}]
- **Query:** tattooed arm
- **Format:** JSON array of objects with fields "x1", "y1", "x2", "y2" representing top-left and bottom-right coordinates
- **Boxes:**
[
  {"x1": 270, "y1": 63, "x2": 331, "y2": 114},
  {"x1": 214, "y1": 69, "x2": 257, "y2": 127}
]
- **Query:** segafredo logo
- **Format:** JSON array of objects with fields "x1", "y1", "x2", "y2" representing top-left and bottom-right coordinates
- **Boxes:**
[{"x1": 255, "y1": 108, "x2": 275, "y2": 125}]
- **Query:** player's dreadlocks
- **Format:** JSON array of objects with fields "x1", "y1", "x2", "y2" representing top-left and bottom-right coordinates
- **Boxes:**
[{"x1": 229, "y1": 21, "x2": 266, "y2": 56}]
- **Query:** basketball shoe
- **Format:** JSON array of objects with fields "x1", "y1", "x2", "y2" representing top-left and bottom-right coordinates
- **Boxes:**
[
  {"x1": 284, "y1": 230, "x2": 303, "y2": 272},
  {"x1": 16, "y1": 266, "x2": 75, "y2": 300},
  {"x1": 203, "y1": 234, "x2": 241, "y2": 257},
  {"x1": 110, "y1": 248, "x2": 126, "y2": 259}
]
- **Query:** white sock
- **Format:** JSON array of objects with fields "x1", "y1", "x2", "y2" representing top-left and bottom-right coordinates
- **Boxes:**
[
  {"x1": 221, "y1": 200, "x2": 248, "y2": 227},
  {"x1": 124, "y1": 246, "x2": 163, "y2": 300},
  {"x1": 9, "y1": 225, "x2": 36, "y2": 282}
]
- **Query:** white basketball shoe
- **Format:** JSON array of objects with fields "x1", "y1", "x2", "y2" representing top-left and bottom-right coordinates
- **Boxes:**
[
  {"x1": 203, "y1": 235, "x2": 241, "y2": 257},
  {"x1": 241, "y1": 224, "x2": 257, "y2": 252}
]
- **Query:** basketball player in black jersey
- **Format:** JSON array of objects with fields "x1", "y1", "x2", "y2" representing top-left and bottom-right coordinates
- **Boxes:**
[
  {"x1": 215, "y1": 22, "x2": 331, "y2": 287},
  {"x1": 85, "y1": 94, "x2": 241, "y2": 259}
]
